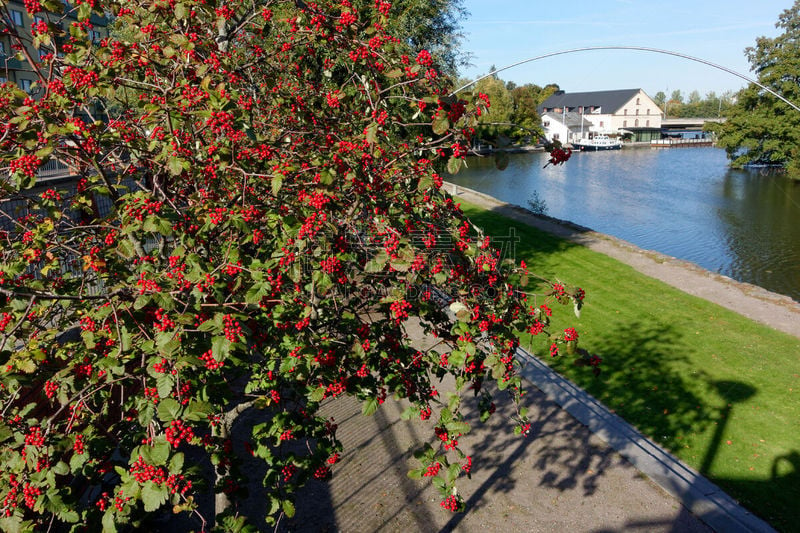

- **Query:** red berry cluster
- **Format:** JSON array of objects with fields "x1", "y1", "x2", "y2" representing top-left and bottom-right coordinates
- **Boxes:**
[
  {"x1": 423, "y1": 462, "x2": 441, "y2": 477},
  {"x1": 313, "y1": 465, "x2": 331, "y2": 479},
  {"x1": 440, "y1": 495, "x2": 459, "y2": 511},
  {"x1": 281, "y1": 464, "x2": 296, "y2": 481},
  {"x1": 434, "y1": 427, "x2": 458, "y2": 451},
  {"x1": 9, "y1": 155, "x2": 41, "y2": 178},
  {"x1": 549, "y1": 342, "x2": 559, "y2": 358},
  {"x1": 24, "y1": 426, "x2": 45, "y2": 447},
  {"x1": 223, "y1": 314, "x2": 243, "y2": 342},
  {"x1": 73, "y1": 434, "x2": 85, "y2": 455},
  {"x1": 545, "y1": 147, "x2": 572, "y2": 167},
  {"x1": 22, "y1": 483, "x2": 40, "y2": 509},
  {"x1": 40, "y1": 189, "x2": 61, "y2": 202},
  {"x1": 153, "y1": 308, "x2": 175, "y2": 332},
  {"x1": 390, "y1": 299, "x2": 411, "y2": 322},
  {"x1": 23, "y1": 0, "x2": 42, "y2": 14},
  {"x1": 199, "y1": 349, "x2": 224, "y2": 370},
  {"x1": 165, "y1": 420, "x2": 194, "y2": 448},
  {"x1": 44, "y1": 380, "x2": 58, "y2": 399},
  {"x1": 563, "y1": 328, "x2": 579, "y2": 342},
  {"x1": 0, "y1": 312, "x2": 12, "y2": 332}
]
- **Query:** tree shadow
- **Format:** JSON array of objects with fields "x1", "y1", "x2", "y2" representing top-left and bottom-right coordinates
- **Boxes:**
[
  {"x1": 550, "y1": 319, "x2": 716, "y2": 456},
  {"x1": 719, "y1": 450, "x2": 800, "y2": 532}
]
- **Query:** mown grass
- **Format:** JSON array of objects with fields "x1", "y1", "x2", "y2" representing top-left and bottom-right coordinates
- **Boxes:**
[{"x1": 460, "y1": 201, "x2": 800, "y2": 532}]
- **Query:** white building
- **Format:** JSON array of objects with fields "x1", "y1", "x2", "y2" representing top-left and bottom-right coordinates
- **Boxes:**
[{"x1": 539, "y1": 89, "x2": 663, "y2": 143}]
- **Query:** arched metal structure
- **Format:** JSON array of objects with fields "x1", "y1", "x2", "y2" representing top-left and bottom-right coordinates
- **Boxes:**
[{"x1": 450, "y1": 46, "x2": 800, "y2": 113}]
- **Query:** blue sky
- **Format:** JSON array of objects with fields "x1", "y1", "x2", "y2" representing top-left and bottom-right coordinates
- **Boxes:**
[{"x1": 458, "y1": 0, "x2": 792, "y2": 98}]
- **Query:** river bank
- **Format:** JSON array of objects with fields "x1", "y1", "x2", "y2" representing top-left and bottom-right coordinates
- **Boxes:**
[{"x1": 447, "y1": 182, "x2": 800, "y2": 338}]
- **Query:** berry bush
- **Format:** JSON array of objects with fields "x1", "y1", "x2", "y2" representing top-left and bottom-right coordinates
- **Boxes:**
[{"x1": 0, "y1": 0, "x2": 586, "y2": 530}]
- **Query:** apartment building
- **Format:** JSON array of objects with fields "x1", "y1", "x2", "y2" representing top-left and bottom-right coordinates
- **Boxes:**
[{"x1": 1, "y1": 1, "x2": 108, "y2": 95}]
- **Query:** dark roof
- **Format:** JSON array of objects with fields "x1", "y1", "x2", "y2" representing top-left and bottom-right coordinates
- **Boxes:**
[
  {"x1": 538, "y1": 89, "x2": 642, "y2": 114},
  {"x1": 542, "y1": 111, "x2": 593, "y2": 128}
]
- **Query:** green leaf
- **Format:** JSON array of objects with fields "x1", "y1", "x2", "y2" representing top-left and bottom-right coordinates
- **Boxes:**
[
  {"x1": 149, "y1": 439, "x2": 170, "y2": 464},
  {"x1": 448, "y1": 350, "x2": 465, "y2": 367},
  {"x1": 156, "y1": 398, "x2": 181, "y2": 422},
  {"x1": 446, "y1": 156, "x2": 462, "y2": 175},
  {"x1": 141, "y1": 482, "x2": 168, "y2": 512},
  {"x1": 432, "y1": 114, "x2": 450, "y2": 135},
  {"x1": 282, "y1": 499, "x2": 295, "y2": 518},
  {"x1": 407, "y1": 468, "x2": 423, "y2": 479},
  {"x1": 365, "y1": 122, "x2": 379, "y2": 144},
  {"x1": 174, "y1": 2, "x2": 187, "y2": 19},
  {"x1": 309, "y1": 386, "x2": 326, "y2": 402},
  {"x1": 271, "y1": 174, "x2": 283, "y2": 196},
  {"x1": 362, "y1": 397, "x2": 379, "y2": 416},
  {"x1": 102, "y1": 510, "x2": 117, "y2": 533},
  {"x1": 169, "y1": 452, "x2": 185, "y2": 473}
]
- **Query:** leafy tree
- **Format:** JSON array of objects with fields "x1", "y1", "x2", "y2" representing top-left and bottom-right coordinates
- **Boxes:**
[
  {"x1": 510, "y1": 83, "x2": 559, "y2": 143},
  {"x1": 653, "y1": 91, "x2": 666, "y2": 107},
  {"x1": 473, "y1": 74, "x2": 514, "y2": 140},
  {"x1": 669, "y1": 89, "x2": 684, "y2": 104},
  {"x1": 711, "y1": 0, "x2": 800, "y2": 175},
  {"x1": 380, "y1": 0, "x2": 469, "y2": 75},
  {"x1": 0, "y1": 0, "x2": 586, "y2": 530}
]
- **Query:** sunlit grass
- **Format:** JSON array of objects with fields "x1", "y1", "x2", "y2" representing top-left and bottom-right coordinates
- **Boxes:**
[{"x1": 461, "y1": 201, "x2": 800, "y2": 532}]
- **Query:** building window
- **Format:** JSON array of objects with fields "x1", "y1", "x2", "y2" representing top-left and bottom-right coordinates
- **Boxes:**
[
  {"x1": 0, "y1": 41, "x2": 5, "y2": 55},
  {"x1": 623, "y1": 120, "x2": 627, "y2": 128},
  {"x1": 623, "y1": 109, "x2": 627, "y2": 115},
  {"x1": 543, "y1": 121, "x2": 550, "y2": 127},
  {"x1": 646, "y1": 120, "x2": 650, "y2": 127},
  {"x1": 635, "y1": 119, "x2": 639, "y2": 127},
  {"x1": 88, "y1": 30, "x2": 102, "y2": 43},
  {"x1": 636, "y1": 97, "x2": 640, "y2": 105},
  {"x1": 20, "y1": 79, "x2": 32, "y2": 92},
  {"x1": 553, "y1": 133, "x2": 560, "y2": 140},
  {"x1": 10, "y1": 9, "x2": 24, "y2": 26},
  {"x1": 599, "y1": 121, "x2": 604, "y2": 128},
  {"x1": 0, "y1": 76, "x2": 7, "y2": 84}
]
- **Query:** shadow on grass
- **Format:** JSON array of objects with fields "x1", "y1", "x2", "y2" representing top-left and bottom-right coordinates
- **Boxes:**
[
  {"x1": 461, "y1": 203, "x2": 587, "y2": 272},
  {"x1": 547, "y1": 319, "x2": 716, "y2": 455}
]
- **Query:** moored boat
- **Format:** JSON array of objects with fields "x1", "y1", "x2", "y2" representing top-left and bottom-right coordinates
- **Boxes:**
[{"x1": 572, "y1": 134, "x2": 622, "y2": 151}]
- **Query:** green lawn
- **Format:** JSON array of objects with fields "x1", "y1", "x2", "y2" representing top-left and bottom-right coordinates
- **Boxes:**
[{"x1": 461, "y1": 201, "x2": 800, "y2": 532}]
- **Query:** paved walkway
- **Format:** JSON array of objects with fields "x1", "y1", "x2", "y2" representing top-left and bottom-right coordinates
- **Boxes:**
[{"x1": 276, "y1": 185, "x2": 790, "y2": 532}]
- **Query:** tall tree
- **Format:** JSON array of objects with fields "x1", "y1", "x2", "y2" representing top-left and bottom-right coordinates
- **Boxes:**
[
  {"x1": 385, "y1": 0, "x2": 469, "y2": 75},
  {"x1": 712, "y1": 1, "x2": 800, "y2": 175}
]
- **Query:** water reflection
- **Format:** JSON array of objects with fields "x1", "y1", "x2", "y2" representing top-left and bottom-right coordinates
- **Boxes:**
[{"x1": 448, "y1": 148, "x2": 800, "y2": 301}]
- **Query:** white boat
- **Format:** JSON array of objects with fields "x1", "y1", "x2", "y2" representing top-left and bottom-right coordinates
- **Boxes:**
[{"x1": 572, "y1": 134, "x2": 622, "y2": 151}]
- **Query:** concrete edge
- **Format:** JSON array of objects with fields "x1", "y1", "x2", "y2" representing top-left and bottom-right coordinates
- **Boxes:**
[{"x1": 515, "y1": 347, "x2": 777, "y2": 533}]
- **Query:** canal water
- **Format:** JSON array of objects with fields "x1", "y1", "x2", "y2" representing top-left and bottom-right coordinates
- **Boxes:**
[{"x1": 446, "y1": 147, "x2": 800, "y2": 302}]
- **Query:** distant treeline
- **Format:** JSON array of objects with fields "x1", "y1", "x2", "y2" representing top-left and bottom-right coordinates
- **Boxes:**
[{"x1": 652, "y1": 89, "x2": 736, "y2": 118}]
